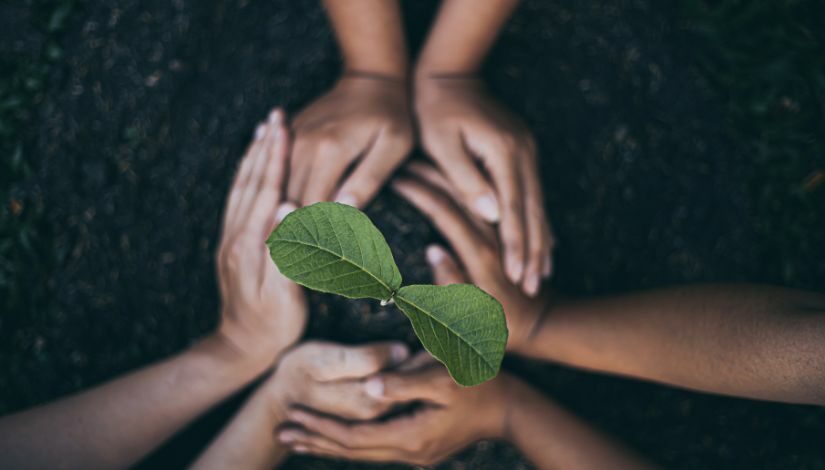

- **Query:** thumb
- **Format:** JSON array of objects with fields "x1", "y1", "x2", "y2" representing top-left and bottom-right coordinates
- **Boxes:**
[
  {"x1": 426, "y1": 245, "x2": 467, "y2": 285},
  {"x1": 364, "y1": 363, "x2": 453, "y2": 404},
  {"x1": 309, "y1": 341, "x2": 410, "y2": 381}
]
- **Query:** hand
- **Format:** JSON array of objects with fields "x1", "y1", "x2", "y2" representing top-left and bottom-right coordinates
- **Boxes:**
[
  {"x1": 217, "y1": 110, "x2": 306, "y2": 368},
  {"x1": 265, "y1": 341, "x2": 410, "y2": 422},
  {"x1": 287, "y1": 74, "x2": 414, "y2": 208},
  {"x1": 392, "y1": 163, "x2": 547, "y2": 352},
  {"x1": 414, "y1": 76, "x2": 554, "y2": 295},
  {"x1": 280, "y1": 352, "x2": 512, "y2": 466}
]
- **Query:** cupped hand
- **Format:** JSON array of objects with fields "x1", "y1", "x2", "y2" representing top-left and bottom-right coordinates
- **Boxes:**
[
  {"x1": 287, "y1": 75, "x2": 414, "y2": 208},
  {"x1": 265, "y1": 341, "x2": 410, "y2": 422},
  {"x1": 414, "y1": 76, "x2": 554, "y2": 295},
  {"x1": 217, "y1": 110, "x2": 306, "y2": 367},
  {"x1": 391, "y1": 162, "x2": 548, "y2": 352},
  {"x1": 280, "y1": 352, "x2": 512, "y2": 466}
]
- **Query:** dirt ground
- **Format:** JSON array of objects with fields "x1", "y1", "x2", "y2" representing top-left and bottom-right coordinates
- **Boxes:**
[{"x1": 1, "y1": 0, "x2": 824, "y2": 468}]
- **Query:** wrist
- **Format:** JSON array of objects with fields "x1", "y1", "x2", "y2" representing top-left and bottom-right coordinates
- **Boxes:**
[
  {"x1": 210, "y1": 325, "x2": 286, "y2": 377},
  {"x1": 500, "y1": 375, "x2": 542, "y2": 444}
]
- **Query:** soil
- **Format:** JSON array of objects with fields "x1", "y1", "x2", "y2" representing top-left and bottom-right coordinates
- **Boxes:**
[{"x1": 2, "y1": 0, "x2": 824, "y2": 469}]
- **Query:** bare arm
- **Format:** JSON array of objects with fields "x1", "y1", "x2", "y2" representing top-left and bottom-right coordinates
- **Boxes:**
[
  {"x1": 392, "y1": 165, "x2": 825, "y2": 406},
  {"x1": 522, "y1": 284, "x2": 825, "y2": 405},
  {"x1": 416, "y1": 0, "x2": 520, "y2": 77},
  {"x1": 323, "y1": 0, "x2": 408, "y2": 78},
  {"x1": 507, "y1": 378, "x2": 656, "y2": 470},
  {"x1": 0, "y1": 336, "x2": 268, "y2": 469},
  {"x1": 413, "y1": 0, "x2": 556, "y2": 294}
]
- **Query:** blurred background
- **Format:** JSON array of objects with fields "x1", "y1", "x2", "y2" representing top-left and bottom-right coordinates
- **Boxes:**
[{"x1": 1, "y1": 0, "x2": 824, "y2": 468}]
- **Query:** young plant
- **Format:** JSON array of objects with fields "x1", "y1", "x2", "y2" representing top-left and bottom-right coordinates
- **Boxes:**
[{"x1": 267, "y1": 202, "x2": 508, "y2": 386}]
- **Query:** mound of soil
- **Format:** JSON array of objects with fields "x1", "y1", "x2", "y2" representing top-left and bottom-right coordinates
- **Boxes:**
[{"x1": 2, "y1": 1, "x2": 824, "y2": 468}]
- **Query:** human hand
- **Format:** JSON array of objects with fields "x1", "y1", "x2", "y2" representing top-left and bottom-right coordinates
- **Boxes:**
[
  {"x1": 391, "y1": 163, "x2": 547, "y2": 352},
  {"x1": 414, "y1": 76, "x2": 554, "y2": 295},
  {"x1": 264, "y1": 341, "x2": 410, "y2": 422},
  {"x1": 287, "y1": 74, "x2": 414, "y2": 208},
  {"x1": 216, "y1": 110, "x2": 306, "y2": 368},
  {"x1": 279, "y1": 352, "x2": 512, "y2": 465}
]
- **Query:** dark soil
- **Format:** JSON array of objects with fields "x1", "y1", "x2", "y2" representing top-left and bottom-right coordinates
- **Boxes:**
[{"x1": 1, "y1": 0, "x2": 824, "y2": 469}]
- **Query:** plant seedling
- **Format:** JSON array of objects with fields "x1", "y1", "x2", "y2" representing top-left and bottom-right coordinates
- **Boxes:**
[{"x1": 267, "y1": 202, "x2": 508, "y2": 386}]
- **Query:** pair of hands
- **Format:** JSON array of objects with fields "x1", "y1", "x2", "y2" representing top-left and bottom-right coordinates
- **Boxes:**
[
  {"x1": 289, "y1": 73, "x2": 555, "y2": 296},
  {"x1": 214, "y1": 109, "x2": 548, "y2": 466}
]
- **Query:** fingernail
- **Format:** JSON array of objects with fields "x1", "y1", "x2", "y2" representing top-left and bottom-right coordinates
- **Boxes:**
[
  {"x1": 506, "y1": 255, "x2": 524, "y2": 283},
  {"x1": 269, "y1": 108, "x2": 282, "y2": 124},
  {"x1": 390, "y1": 343, "x2": 410, "y2": 364},
  {"x1": 335, "y1": 193, "x2": 358, "y2": 207},
  {"x1": 276, "y1": 203, "x2": 297, "y2": 222},
  {"x1": 474, "y1": 194, "x2": 500, "y2": 222},
  {"x1": 255, "y1": 124, "x2": 266, "y2": 140},
  {"x1": 542, "y1": 254, "x2": 552, "y2": 278},
  {"x1": 426, "y1": 245, "x2": 445, "y2": 266},
  {"x1": 364, "y1": 376, "x2": 384, "y2": 398},
  {"x1": 293, "y1": 445, "x2": 308, "y2": 453},
  {"x1": 279, "y1": 431, "x2": 301, "y2": 443},
  {"x1": 524, "y1": 272, "x2": 540, "y2": 297}
]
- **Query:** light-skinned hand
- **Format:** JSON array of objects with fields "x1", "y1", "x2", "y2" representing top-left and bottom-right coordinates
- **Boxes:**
[
  {"x1": 287, "y1": 75, "x2": 414, "y2": 209},
  {"x1": 280, "y1": 352, "x2": 513, "y2": 466},
  {"x1": 414, "y1": 76, "x2": 554, "y2": 296},
  {"x1": 265, "y1": 341, "x2": 411, "y2": 423},
  {"x1": 216, "y1": 109, "x2": 306, "y2": 368},
  {"x1": 391, "y1": 162, "x2": 548, "y2": 352}
]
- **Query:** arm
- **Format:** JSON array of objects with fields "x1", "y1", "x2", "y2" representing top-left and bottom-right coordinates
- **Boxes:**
[
  {"x1": 416, "y1": 0, "x2": 519, "y2": 77},
  {"x1": 393, "y1": 164, "x2": 825, "y2": 406},
  {"x1": 523, "y1": 284, "x2": 825, "y2": 405},
  {"x1": 0, "y1": 110, "x2": 307, "y2": 469},
  {"x1": 507, "y1": 377, "x2": 655, "y2": 469},
  {"x1": 285, "y1": 0, "x2": 413, "y2": 209},
  {"x1": 323, "y1": 0, "x2": 408, "y2": 78},
  {"x1": 413, "y1": 0, "x2": 555, "y2": 295},
  {"x1": 0, "y1": 336, "x2": 267, "y2": 469}
]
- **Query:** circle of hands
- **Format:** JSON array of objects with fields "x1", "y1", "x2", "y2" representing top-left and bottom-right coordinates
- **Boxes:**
[{"x1": 219, "y1": 103, "x2": 553, "y2": 465}]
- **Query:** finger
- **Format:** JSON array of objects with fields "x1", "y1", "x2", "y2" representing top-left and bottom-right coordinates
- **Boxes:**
[
  {"x1": 286, "y1": 131, "x2": 314, "y2": 204},
  {"x1": 334, "y1": 129, "x2": 411, "y2": 208},
  {"x1": 364, "y1": 363, "x2": 453, "y2": 404},
  {"x1": 391, "y1": 177, "x2": 494, "y2": 277},
  {"x1": 301, "y1": 137, "x2": 358, "y2": 206},
  {"x1": 519, "y1": 151, "x2": 547, "y2": 295},
  {"x1": 224, "y1": 122, "x2": 268, "y2": 231},
  {"x1": 248, "y1": 109, "x2": 290, "y2": 239},
  {"x1": 306, "y1": 341, "x2": 410, "y2": 381},
  {"x1": 235, "y1": 111, "x2": 282, "y2": 224},
  {"x1": 425, "y1": 244, "x2": 467, "y2": 285},
  {"x1": 281, "y1": 430, "x2": 399, "y2": 462},
  {"x1": 403, "y1": 161, "x2": 497, "y2": 244},
  {"x1": 542, "y1": 219, "x2": 556, "y2": 278},
  {"x1": 470, "y1": 137, "x2": 525, "y2": 284},
  {"x1": 423, "y1": 130, "x2": 500, "y2": 222},
  {"x1": 286, "y1": 408, "x2": 429, "y2": 449},
  {"x1": 396, "y1": 350, "x2": 437, "y2": 372}
]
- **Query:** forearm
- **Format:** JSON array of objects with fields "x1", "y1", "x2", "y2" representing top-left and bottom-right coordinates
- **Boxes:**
[
  {"x1": 520, "y1": 284, "x2": 825, "y2": 404},
  {"x1": 322, "y1": 0, "x2": 408, "y2": 78},
  {"x1": 507, "y1": 377, "x2": 655, "y2": 470},
  {"x1": 192, "y1": 384, "x2": 289, "y2": 470},
  {"x1": 416, "y1": 0, "x2": 520, "y2": 77},
  {"x1": 0, "y1": 334, "x2": 272, "y2": 469}
]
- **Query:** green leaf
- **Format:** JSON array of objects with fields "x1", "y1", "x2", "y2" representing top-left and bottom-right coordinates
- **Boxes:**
[
  {"x1": 267, "y1": 202, "x2": 402, "y2": 301},
  {"x1": 395, "y1": 284, "x2": 508, "y2": 386}
]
